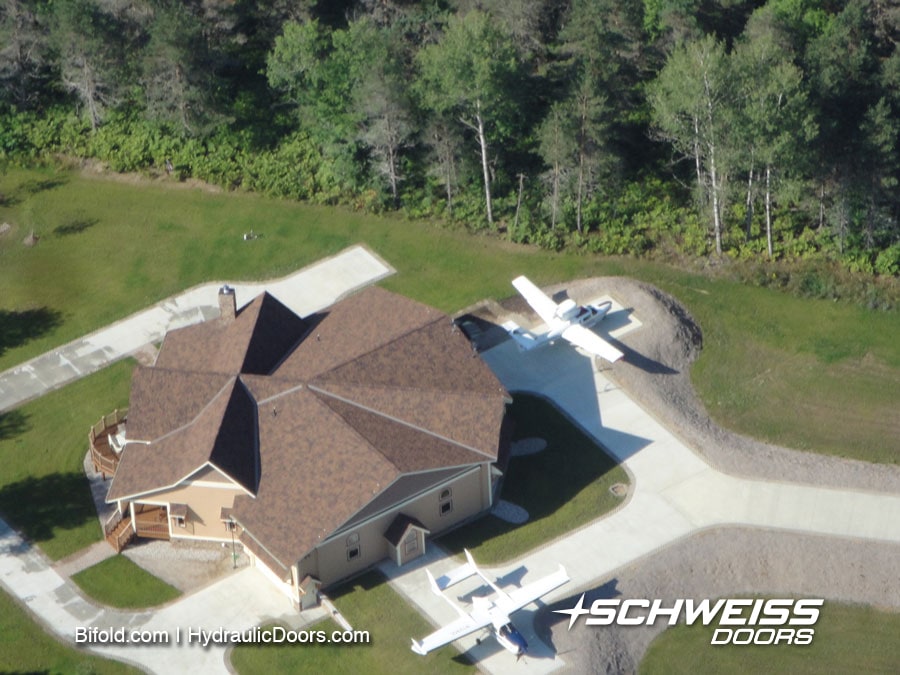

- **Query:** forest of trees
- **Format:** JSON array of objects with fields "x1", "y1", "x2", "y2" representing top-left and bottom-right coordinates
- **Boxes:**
[{"x1": 1, "y1": 0, "x2": 899, "y2": 279}]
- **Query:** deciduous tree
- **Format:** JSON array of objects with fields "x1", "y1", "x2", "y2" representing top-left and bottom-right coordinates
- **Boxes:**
[{"x1": 416, "y1": 11, "x2": 520, "y2": 227}]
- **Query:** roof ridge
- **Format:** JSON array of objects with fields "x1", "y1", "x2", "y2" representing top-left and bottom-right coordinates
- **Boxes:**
[
  {"x1": 304, "y1": 388, "x2": 401, "y2": 474},
  {"x1": 313, "y1": 315, "x2": 449, "y2": 381},
  {"x1": 130, "y1": 375, "x2": 237, "y2": 444},
  {"x1": 313, "y1": 378, "x2": 506, "y2": 401},
  {"x1": 309, "y1": 383, "x2": 495, "y2": 462}
]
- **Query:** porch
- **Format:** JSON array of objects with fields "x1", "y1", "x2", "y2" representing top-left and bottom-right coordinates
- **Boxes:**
[{"x1": 133, "y1": 504, "x2": 171, "y2": 540}]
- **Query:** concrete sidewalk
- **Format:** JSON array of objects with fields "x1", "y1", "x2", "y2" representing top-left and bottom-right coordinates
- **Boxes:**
[
  {"x1": 0, "y1": 518, "x2": 322, "y2": 674},
  {"x1": 383, "y1": 338, "x2": 900, "y2": 675},
  {"x1": 0, "y1": 245, "x2": 394, "y2": 413}
]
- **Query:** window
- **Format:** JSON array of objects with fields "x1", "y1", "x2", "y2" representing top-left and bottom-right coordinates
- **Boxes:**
[
  {"x1": 174, "y1": 516, "x2": 186, "y2": 528},
  {"x1": 224, "y1": 520, "x2": 236, "y2": 532},
  {"x1": 439, "y1": 487, "x2": 453, "y2": 517},
  {"x1": 404, "y1": 532, "x2": 418, "y2": 555},
  {"x1": 347, "y1": 546, "x2": 361, "y2": 562}
]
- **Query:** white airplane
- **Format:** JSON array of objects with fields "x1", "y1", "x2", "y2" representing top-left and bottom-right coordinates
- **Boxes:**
[
  {"x1": 411, "y1": 549, "x2": 569, "y2": 658},
  {"x1": 505, "y1": 275, "x2": 624, "y2": 363}
]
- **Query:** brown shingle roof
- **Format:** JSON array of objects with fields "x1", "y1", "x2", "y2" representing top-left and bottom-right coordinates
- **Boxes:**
[
  {"x1": 126, "y1": 367, "x2": 232, "y2": 441},
  {"x1": 154, "y1": 292, "x2": 307, "y2": 375},
  {"x1": 313, "y1": 318, "x2": 506, "y2": 395},
  {"x1": 110, "y1": 284, "x2": 509, "y2": 570},
  {"x1": 311, "y1": 382, "x2": 506, "y2": 456},
  {"x1": 232, "y1": 388, "x2": 399, "y2": 567},
  {"x1": 273, "y1": 286, "x2": 443, "y2": 380},
  {"x1": 107, "y1": 377, "x2": 258, "y2": 500}
]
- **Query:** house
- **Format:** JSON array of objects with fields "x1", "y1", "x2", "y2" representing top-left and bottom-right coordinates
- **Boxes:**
[{"x1": 103, "y1": 284, "x2": 512, "y2": 607}]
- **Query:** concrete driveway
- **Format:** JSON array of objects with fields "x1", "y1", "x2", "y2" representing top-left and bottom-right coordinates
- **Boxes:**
[
  {"x1": 382, "y1": 331, "x2": 900, "y2": 675},
  {"x1": 0, "y1": 245, "x2": 394, "y2": 413}
]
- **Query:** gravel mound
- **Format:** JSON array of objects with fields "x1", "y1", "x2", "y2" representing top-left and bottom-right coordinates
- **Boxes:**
[
  {"x1": 559, "y1": 277, "x2": 900, "y2": 493},
  {"x1": 540, "y1": 529, "x2": 900, "y2": 673}
]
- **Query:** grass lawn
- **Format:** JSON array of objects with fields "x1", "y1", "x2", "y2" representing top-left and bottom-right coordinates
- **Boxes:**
[
  {"x1": 1, "y1": 167, "x2": 899, "y2": 464},
  {"x1": 0, "y1": 359, "x2": 133, "y2": 560},
  {"x1": 439, "y1": 393, "x2": 629, "y2": 564},
  {"x1": 230, "y1": 571, "x2": 473, "y2": 674},
  {"x1": 71, "y1": 555, "x2": 181, "y2": 609},
  {"x1": 640, "y1": 601, "x2": 900, "y2": 674},
  {"x1": 0, "y1": 589, "x2": 140, "y2": 674}
]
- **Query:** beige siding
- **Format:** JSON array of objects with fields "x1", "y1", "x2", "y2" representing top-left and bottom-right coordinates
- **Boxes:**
[
  {"x1": 186, "y1": 464, "x2": 234, "y2": 484},
  {"x1": 138, "y1": 482, "x2": 245, "y2": 541},
  {"x1": 304, "y1": 464, "x2": 490, "y2": 586}
]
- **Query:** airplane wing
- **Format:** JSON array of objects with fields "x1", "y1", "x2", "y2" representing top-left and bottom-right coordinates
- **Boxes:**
[
  {"x1": 512, "y1": 276, "x2": 559, "y2": 325},
  {"x1": 561, "y1": 324, "x2": 624, "y2": 363},
  {"x1": 411, "y1": 613, "x2": 493, "y2": 655},
  {"x1": 500, "y1": 565, "x2": 570, "y2": 615}
]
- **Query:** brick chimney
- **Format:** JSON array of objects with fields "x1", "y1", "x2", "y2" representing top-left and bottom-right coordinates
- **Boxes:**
[{"x1": 218, "y1": 285, "x2": 236, "y2": 322}]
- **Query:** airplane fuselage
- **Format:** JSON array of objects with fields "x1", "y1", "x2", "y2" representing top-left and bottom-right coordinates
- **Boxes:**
[
  {"x1": 544, "y1": 300, "x2": 612, "y2": 341},
  {"x1": 494, "y1": 621, "x2": 528, "y2": 656}
]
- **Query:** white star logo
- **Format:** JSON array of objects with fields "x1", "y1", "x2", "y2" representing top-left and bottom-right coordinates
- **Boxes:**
[{"x1": 554, "y1": 593, "x2": 591, "y2": 630}]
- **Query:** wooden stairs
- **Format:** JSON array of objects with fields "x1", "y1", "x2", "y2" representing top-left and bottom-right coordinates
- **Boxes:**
[{"x1": 105, "y1": 513, "x2": 135, "y2": 553}]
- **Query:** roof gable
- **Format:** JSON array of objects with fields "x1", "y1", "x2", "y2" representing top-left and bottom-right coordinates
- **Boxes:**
[{"x1": 108, "y1": 378, "x2": 257, "y2": 500}]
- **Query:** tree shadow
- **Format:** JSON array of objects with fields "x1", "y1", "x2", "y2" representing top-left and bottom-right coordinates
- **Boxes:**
[
  {"x1": 53, "y1": 218, "x2": 98, "y2": 237},
  {"x1": 18, "y1": 177, "x2": 69, "y2": 196},
  {"x1": 0, "y1": 472, "x2": 98, "y2": 544},
  {"x1": 0, "y1": 410, "x2": 29, "y2": 440},
  {"x1": 0, "y1": 307, "x2": 63, "y2": 356}
]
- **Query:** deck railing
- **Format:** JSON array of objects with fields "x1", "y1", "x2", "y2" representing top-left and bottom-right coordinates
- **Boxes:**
[
  {"x1": 103, "y1": 510, "x2": 135, "y2": 553},
  {"x1": 89, "y1": 408, "x2": 128, "y2": 479}
]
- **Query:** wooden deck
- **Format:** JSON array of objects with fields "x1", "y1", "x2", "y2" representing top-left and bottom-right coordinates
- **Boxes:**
[{"x1": 89, "y1": 409, "x2": 127, "y2": 479}]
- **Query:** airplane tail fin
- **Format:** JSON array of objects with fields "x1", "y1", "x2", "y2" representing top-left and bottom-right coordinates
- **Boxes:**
[
  {"x1": 465, "y1": 549, "x2": 510, "y2": 601},
  {"x1": 464, "y1": 548, "x2": 477, "y2": 570},
  {"x1": 426, "y1": 569, "x2": 443, "y2": 597},
  {"x1": 427, "y1": 568, "x2": 469, "y2": 619},
  {"x1": 502, "y1": 321, "x2": 542, "y2": 351}
]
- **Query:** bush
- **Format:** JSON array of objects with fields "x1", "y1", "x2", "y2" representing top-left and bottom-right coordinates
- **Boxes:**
[{"x1": 875, "y1": 244, "x2": 900, "y2": 276}]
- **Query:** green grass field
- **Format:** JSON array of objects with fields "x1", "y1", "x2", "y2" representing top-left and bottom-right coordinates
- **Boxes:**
[
  {"x1": 0, "y1": 589, "x2": 140, "y2": 674},
  {"x1": 0, "y1": 359, "x2": 133, "y2": 560},
  {"x1": 640, "y1": 601, "x2": 900, "y2": 674},
  {"x1": 71, "y1": 555, "x2": 182, "y2": 609},
  {"x1": 439, "y1": 393, "x2": 629, "y2": 563},
  {"x1": 230, "y1": 571, "x2": 472, "y2": 675},
  {"x1": 1, "y1": 167, "x2": 896, "y2": 462}
]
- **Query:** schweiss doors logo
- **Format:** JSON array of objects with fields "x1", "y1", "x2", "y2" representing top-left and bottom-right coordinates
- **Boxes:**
[{"x1": 555, "y1": 596, "x2": 823, "y2": 645}]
